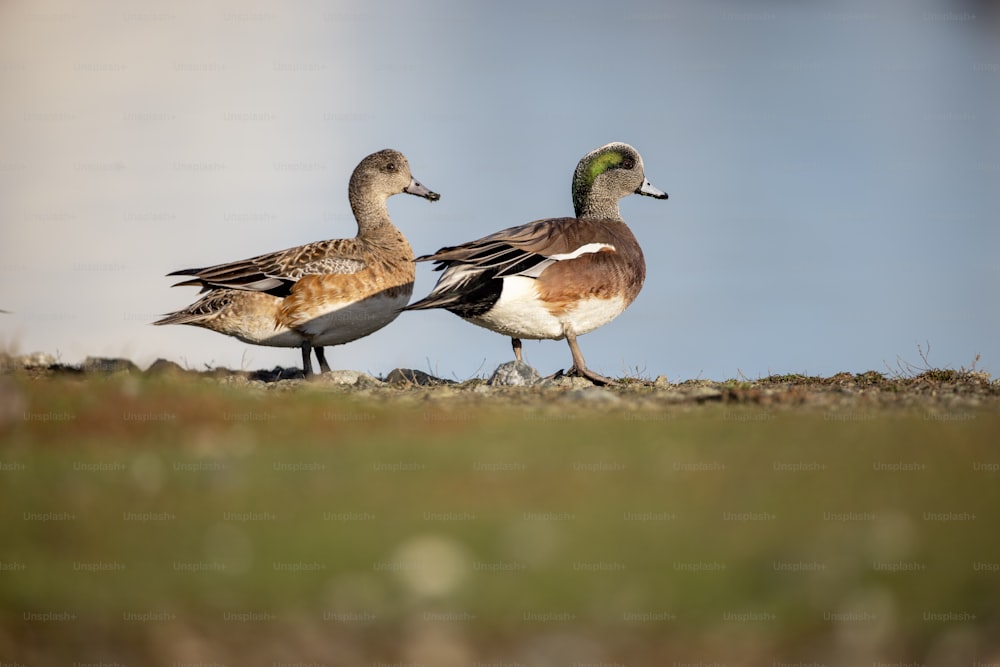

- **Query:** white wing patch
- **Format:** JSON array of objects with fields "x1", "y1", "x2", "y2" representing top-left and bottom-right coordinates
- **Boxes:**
[
  {"x1": 545, "y1": 242, "x2": 616, "y2": 261},
  {"x1": 517, "y1": 242, "x2": 616, "y2": 279}
]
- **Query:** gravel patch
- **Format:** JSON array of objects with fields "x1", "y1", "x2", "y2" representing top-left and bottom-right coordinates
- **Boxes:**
[{"x1": 3, "y1": 353, "x2": 998, "y2": 412}]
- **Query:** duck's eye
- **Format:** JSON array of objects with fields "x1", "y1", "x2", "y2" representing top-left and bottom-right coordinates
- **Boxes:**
[
  {"x1": 386, "y1": 163, "x2": 397, "y2": 172},
  {"x1": 621, "y1": 157, "x2": 636, "y2": 170}
]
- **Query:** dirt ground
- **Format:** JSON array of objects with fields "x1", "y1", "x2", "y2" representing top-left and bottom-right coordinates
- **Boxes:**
[{"x1": 3, "y1": 352, "x2": 998, "y2": 414}]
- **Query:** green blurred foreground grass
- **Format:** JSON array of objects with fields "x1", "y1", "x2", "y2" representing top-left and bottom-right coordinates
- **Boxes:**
[{"x1": 1, "y1": 375, "x2": 999, "y2": 665}]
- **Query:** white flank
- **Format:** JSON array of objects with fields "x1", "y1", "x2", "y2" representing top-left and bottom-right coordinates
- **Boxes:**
[
  {"x1": 470, "y1": 277, "x2": 562, "y2": 338},
  {"x1": 561, "y1": 294, "x2": 628, "y2": 336},
  {"x1": 468, "y1": 276, "x2": 627, "y2": 339}
]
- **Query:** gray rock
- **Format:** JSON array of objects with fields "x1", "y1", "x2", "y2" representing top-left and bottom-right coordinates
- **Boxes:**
[
  {"x1": 489, "y1": 361, "x2": 541, "y2": 387},
  {"x1": 8, "y1": 352, "x2": 58, "y2": 369},
  {"x1": 83, "y1": 357, "x2": 139, "y2": 374},
  {"x1": 384, "y1": 368, "x2": 451, "y2": 386},
  {"x1": 354, "y1": 373, "x2": 384, "y2": 389},
  {"x1": 314, "y1": 370, "x2": 382, "y2": 387},
  {"x1": 145, "y1": 358, "x2": 187, "y2": 376},
  {"x1": 319, "y1": 370, "x2": 365, "y2": 385}
]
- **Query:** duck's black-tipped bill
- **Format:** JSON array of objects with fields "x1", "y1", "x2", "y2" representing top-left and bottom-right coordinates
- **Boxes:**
[
  {"x1": 636, "y1": 178, "x2": 668, "y2": 199},
  {"x1": 405, "y1": 178, "x2": 440, "y2": 201}
]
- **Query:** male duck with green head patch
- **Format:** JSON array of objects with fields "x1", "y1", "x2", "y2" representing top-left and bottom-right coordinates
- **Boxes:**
[{"x1": 406, "y1": 142, "x2": 667, "y2": 385}]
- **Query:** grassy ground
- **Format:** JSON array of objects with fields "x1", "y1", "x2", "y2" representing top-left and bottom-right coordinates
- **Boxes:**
[{"x1": 1, "y1": 370, "x2": 999, "y2": 665}]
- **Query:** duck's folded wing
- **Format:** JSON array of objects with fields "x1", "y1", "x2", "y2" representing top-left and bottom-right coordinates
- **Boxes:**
[
  {"x1": 169, "y1": 240, "x2": 367, "y2": 297},
  {"x1": 417, "y1": 218, "x2": 583, "y2": 272},
  {"x1": 409, "y1": 218, "x2": 618, "y2": 310}
]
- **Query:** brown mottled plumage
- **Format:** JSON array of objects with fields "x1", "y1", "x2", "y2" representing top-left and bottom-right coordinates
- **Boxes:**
[{"x1": 156, "y1": 149, "x2": 439, "y2": 375}]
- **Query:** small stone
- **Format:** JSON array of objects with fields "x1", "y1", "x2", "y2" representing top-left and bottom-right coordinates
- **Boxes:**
[
  {"x1": 567, "y1": 376, "x2": 595, "y2": 390},
  {"x1": 319, "y1": 370, "x2": 365, "y2": 385},
  {"x1": 354, "y1": 373, "x2": 383, "y2": 389},
  {"x1": 145, "y1": 358, "x2": 187, "y2": 376},
  {"x1": 384, "y1": 368, "x2": 451, "y2": 386},
  {"x1": 13, "y1": 352, "x2": 58, "y2": 369},
  {"x1": 489, "y1": 361, "x2": 541, "y2": 387},
  {"x1": 82, "y1": 357, "x2": 139, "y2": 374},
  {"x1": 312, "y1": 370, "x2": 382, "y2": 387}
]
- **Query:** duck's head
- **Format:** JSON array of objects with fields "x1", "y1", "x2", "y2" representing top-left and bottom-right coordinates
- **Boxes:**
[
  {"x1": 571, "y1": 142, "x2": 667, "y2": 219},
  {"x1": 351, "y1": 149, "x2": 440, "y2": 203}
]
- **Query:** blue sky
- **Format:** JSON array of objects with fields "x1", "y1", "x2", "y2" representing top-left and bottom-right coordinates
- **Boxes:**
[{"x1": 1, "y1": 0, "x2": 997, "y2": 380}]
